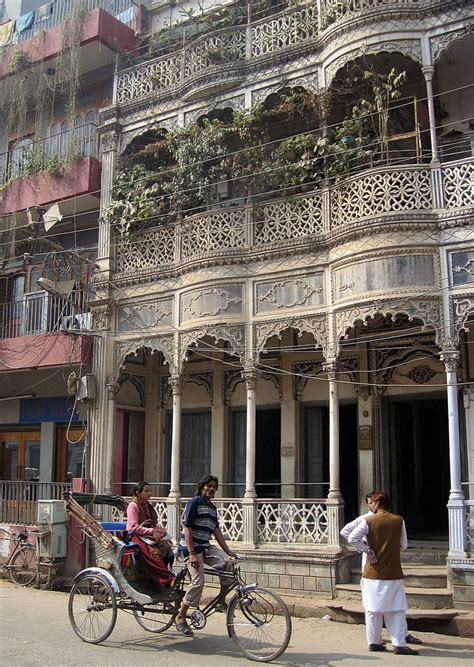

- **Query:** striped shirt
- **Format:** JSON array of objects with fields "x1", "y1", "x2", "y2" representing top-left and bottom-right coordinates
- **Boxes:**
[{"x1": 178, "y1": 495, "x2": 219, "y2": 555}]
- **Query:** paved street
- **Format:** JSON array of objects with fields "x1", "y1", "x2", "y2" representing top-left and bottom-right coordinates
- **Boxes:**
[{"x1": 0, "y1": 580, "x2": 472, "y2": 666}]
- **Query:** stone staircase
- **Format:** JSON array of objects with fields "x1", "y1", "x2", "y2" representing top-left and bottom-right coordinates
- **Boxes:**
[{"x1": 328, "y1": 544, "x2": 473, "y2": 634}]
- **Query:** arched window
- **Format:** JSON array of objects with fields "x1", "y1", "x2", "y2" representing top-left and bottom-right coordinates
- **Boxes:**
[
  {"x1": 60, "y1": 120, "x2": 69, "y2": 157},
  {"x1": 84, "y1": 111, "x2": 96, "y2": 155},
  {"x1": 28, "y1": 266, "x2": 40, "y2": 293},
  {"x1": 47, "y1": 123, "x2": 60, "y2": 159}
]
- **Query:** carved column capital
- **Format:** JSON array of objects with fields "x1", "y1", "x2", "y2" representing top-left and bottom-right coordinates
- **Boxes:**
[
  {"x1": 323, "y1": 359, "x2": 338, "y2": 378},
  {"x1": 422, "y1": 65, "x2": 435, "y2": 81},
  {"x1": 106, "y1": 382, "x2": 119, "y2": 399},
  {"x1": 242, "y1": 368, "x2": 258, "y2": 391},
  {"x1": 440, "y1": 349, "x2": 460, "y2": 375},
  {"x1": 169, "y1": 376, "x2": 184, "y2": 396}
]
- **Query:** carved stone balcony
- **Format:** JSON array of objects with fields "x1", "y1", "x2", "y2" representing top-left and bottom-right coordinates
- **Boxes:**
[
  {"x1": 114, "y1": 0, "x2": 464, "y2": 108},
  {"x1": 113, "y1": 159, "x2": 474, "y2": 284}
]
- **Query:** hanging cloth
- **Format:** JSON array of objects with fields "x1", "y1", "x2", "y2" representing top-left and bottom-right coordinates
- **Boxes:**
[
  {"x1": 116, "y1": 7, "x2": 134, "y2": 26},
  {"x1": 15, "y1": 11, "x2": 35, "y2": 34},
  {"x1": 0, "y1": 20, "x2": 14, "y2": 47},
  {"x1": 37, "y1": 3, "x2": 53, "y2": 21}
]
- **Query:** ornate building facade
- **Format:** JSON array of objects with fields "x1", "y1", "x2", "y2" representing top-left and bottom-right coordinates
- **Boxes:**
[{"x1": 89, "y1": 0, "x2": 473, "y2": 603}]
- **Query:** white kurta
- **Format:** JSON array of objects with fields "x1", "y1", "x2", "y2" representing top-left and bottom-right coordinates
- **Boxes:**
[
  {"x1": 340, "y1": 511, "x2": 373, "y2": 570},
  {"x1": 348, "y1": 518, "x2": 408, "y2": 612}
]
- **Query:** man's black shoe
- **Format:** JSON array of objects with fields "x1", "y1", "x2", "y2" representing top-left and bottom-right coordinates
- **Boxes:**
[
  {"x1": 393, "y1": 646, "x2": 419, "y2": 655},
  {"x1": 368, "y1": 644, "x2": 387, "y2": 652}
]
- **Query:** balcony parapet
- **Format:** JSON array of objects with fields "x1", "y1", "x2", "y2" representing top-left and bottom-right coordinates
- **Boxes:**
[
  {"x1": 113, "y1": 159, "x2": 474, "y2": 283},
  {"x1": 0, "y1": 6, "x2": 137, "y2": 80},
  {"x1": 115, "y1": 0, "x2": 466, "y2": 107},
  {"x1": 0, "y1": 289, "x2": 90, "y2": 340},
  {"x1": 0, "y1": 123, "x2": 98, "y2": 188}
]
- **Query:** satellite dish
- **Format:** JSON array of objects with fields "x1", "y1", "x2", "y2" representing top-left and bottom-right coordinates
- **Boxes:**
[{"x1": 43, "y1": 204, "x2": 63, "y2": 231}]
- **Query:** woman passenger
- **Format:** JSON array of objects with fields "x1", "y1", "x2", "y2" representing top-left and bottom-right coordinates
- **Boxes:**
[{"x1": 126, "y1": 481, "x2": 174, "y2": 588}]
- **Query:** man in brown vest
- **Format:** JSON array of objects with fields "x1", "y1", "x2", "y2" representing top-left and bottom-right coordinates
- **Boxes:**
[{"x1": 348, "y1": 491, "x2": 419, "y2": 655}]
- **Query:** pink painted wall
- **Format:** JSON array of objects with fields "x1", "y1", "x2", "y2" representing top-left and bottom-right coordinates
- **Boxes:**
[
  {"x1": 0, "y1": 8, "x2": 137, "y2": 79},
  {"x1": 0, "y1": 332, "x2": 92, "y2": 371},
  {"x1": 2, "y1": 156, "x2": 101, "y2": 215}
]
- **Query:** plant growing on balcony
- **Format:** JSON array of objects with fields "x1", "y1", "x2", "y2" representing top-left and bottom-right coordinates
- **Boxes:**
[
  {"x1": 352, "y1": 67, "x2": 407, "y2": 162},
  {"x1": 22, "y1": 144, "x2": 45, "y2": 176},
  {"x1": 10, "y1": 48, "x2": 30, "y2": 73},
  {"x1": 204, "y1": 44, "x2": 240, "y2": 63},
  {"x1": 46, "y1": 154, "x2": 64, "y2": 177},
  {"x1": 167, "y1": 118, "x2": 234, "y2": 212},
  {"x1": 101, "y1": 165, "x2": 171, "y2": 236}
]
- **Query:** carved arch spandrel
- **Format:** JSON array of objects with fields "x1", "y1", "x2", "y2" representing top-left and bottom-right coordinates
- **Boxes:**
[
  {"x1": 112, "y1": 335, "x2": 176, "y2": 382},
  {"x1": 180, "y1": 325, "x2": 246, "y2": 366},
  {"x1": 453, "y1": 297, "x2": 474, "y2": 342},
  {"x1": 254, "y1": 316, "x2": 327, "y2": 357},
  {"x1": 325, "y1": 40, "x2": 423, "y2": 87},
  {"x1": 373, "y1": 344, "x2": 441, "y2": 387},
  {"x1": 336, "y1": 299, "x2": 442, "y2": 343},
  {"x1": 430, "y1": 26, "x2": 474, "y2": 65}
]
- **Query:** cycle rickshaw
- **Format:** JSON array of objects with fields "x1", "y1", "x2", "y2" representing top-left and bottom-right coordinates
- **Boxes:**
[{"x1": 64, "y1": 492, "x2": 292, "y2": 662}]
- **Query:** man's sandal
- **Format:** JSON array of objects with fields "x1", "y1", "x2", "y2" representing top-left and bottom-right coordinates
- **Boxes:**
[{"x1": 175, "y1": 620, "x2": 194, "y2": 637}]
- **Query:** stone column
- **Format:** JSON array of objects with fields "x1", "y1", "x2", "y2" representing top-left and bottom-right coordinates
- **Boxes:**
[
  {"x1": 423, "y1": 66, "x2": 444, "y2": 209},
  {"x1": 97, "y1": 127, "x2": 121, "y2": 270},
  {"x1": 104, "y1": 381, "x2": 119, "y2": 495},
  {"x1": 211, "y1": 362, "x2": 226, "y2": 491},
  {"x1": 242, "y1": 368, "x2": 258, "y2": 546},
  {"x1": 168, "y1": 376, "x2": 184, "y2": 498},
  {"x1": 243, "y1": 369, "x2": 258, "y2": 498},
  {"x1": 167, "y1": 376, "x2": 184, "y2": 542},
  {"x1": 281, "y1": 355, "x2": 297, "y2": 499},
  {"x1": 88, "y1": 310, "x2": 115, "y2": 495},
  {"x1": 440, "y1": 349, "x2": 467, "y2": 557},
  {"x1": 325, "y1": 360, "x2": 344, "y2": 547}
]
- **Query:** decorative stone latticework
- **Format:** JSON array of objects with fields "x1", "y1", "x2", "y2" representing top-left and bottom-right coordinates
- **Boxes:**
[{"x1": 86, "y1": 0, "x2": 474, "y2": 604}]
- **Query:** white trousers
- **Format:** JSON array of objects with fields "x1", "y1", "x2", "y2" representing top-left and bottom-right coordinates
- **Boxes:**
[{"x1": 365, "y1": 610, "x2": 407, "y2": 647}]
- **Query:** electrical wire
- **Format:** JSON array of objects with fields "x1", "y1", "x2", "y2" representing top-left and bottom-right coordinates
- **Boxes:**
[{"x1": 1, "y1": 81, "x2": 473, "y2": 238}]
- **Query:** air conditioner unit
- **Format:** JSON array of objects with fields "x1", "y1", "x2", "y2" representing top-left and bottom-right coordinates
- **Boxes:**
[
  {"x1": 77, "y1": 374, "x2": 96, "y2": 401},
  {"x1": 37, "y1": 500, "x2": 68, "y2": 558}
]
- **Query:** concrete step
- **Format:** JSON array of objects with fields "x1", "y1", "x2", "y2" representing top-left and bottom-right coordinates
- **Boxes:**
[
  {"x1": 327, "y1": 602, "x2": 474, "y2": 636},
  {"x1": 336, "y1": 583, "x2": 453, "y2": 609},
  {"x1": 402, "y1": 542, "x2": 448, "y2": 564},
  {"x1": 350, "y1": 565, "x2": 447, "y2": 589}
]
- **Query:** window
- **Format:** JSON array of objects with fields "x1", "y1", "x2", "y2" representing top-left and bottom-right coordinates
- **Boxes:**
[
  {"x1": 28, "y1": 266, "x2": 40, "y2": 293},
  {"x1": 9, "y1": 136, "x2": 34, "y2": 179}
]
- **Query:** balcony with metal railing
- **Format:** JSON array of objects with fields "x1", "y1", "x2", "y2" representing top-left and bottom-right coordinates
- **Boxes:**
[
  {"x1": 0, "y1": 289, "x2": 90, "y2": 340},
  {"x1": 1, "y1": 124, "x2": 101, "y2": 216},
  {"x1": 0, "y1": 288, "x2": 93, "y2": 371},
  {"x1": 0, "y1": 123, "x2": 98, "y2": 187},
  {"x1": 11, "y1": 0, "x2": 136, "y2": 45}
]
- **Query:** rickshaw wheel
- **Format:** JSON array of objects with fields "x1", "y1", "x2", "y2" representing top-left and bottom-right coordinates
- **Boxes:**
[
  {"x1": 68, "y1": 574, "x2": 117, "y2": 643},
  {"x1": 133, "y1": 602, "x2": 175, "y2": 633}
]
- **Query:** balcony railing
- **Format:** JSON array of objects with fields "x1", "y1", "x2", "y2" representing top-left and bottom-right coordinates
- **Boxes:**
[
  {"x1": 0, "y1": 124, "x2": 98, "y2": 187},
  {"x1": 107, "y1": 496, "x2": 329, "y2": 546},
  {"x1": 114, "y1": 158, "x2": 474, "y2": 279},
  {"x1": 12, "y1": 0, "x2": 135, "y2": 44},
  {"x1": 0, "y1": 289, "x2": 90, "y2": 340},
  {"x1": 116, "y1": 0, "x2": 447, "y2": 105},
  {"x1": 0, "y1": 481, "x2": 71, "y2": 524}
]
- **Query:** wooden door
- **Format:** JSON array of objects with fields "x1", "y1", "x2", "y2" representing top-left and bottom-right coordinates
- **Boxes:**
[
  {"x1": 180, "y1": 412, "x2": 211, "y2": 497},
  {"x1": 0, "y1": 431, "x2": 41, "y2": 480},
  {"x1": 56, "y1": 427, "x2": 86, "y2": 481},
  {"x1": 230, "y1": 410, "x2": 246, "y2": 497},
  {"x1": 301, "y1": 407, "x2": 328, "y2": 498}
]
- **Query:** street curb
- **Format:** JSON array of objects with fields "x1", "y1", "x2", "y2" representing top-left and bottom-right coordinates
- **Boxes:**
[{"x1": 202, "y1": 587, "x2": 474, "y2": 638}]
